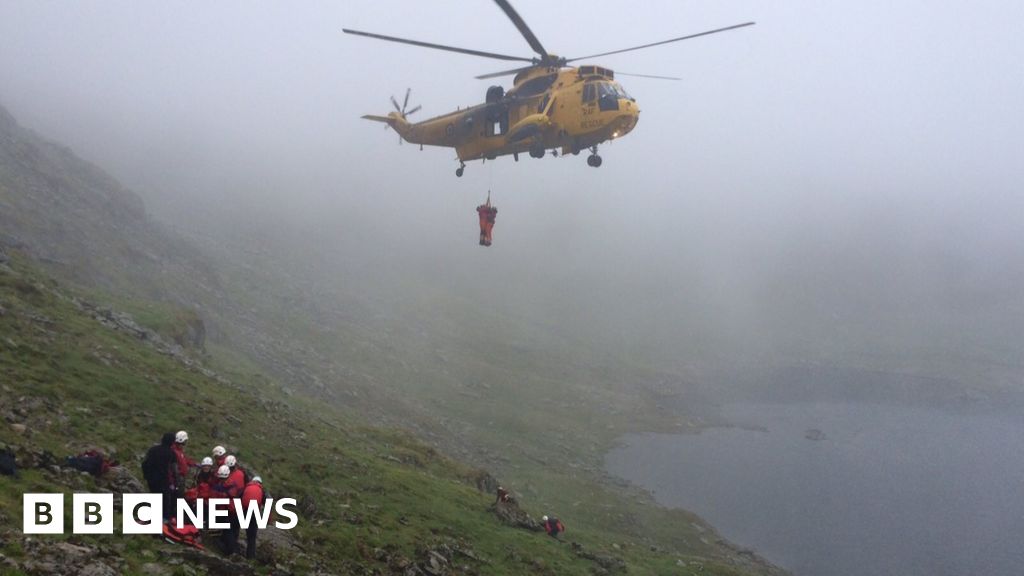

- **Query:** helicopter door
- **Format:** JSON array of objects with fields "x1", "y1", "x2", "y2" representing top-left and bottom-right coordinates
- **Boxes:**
[{"x1": 485, "y1": 106, "x2": 509, "y2": 137}]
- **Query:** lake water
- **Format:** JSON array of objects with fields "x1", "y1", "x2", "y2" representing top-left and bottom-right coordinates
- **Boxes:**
[{"x1": 604, "y1": 402, "x2": 1024, "y2": 576}]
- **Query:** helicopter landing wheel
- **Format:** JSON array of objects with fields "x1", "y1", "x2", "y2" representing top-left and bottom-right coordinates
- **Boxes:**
[
  {"x1": 529, "y1": 143, "x2": 545, "y2": 159},
  {"x1": 455, "y1": 163, "x2": 465, "y2": 177},
  {"x1": 587, "y1": 154, "x2": 602, "y2": 168}
]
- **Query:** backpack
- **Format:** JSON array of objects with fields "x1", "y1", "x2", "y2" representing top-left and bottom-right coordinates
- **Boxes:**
[{"x1": 66, "y1": 450, "x2": 115, "y2": 476}]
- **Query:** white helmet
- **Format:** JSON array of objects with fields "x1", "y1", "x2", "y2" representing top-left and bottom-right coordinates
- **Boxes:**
[
  {"x1": 217, "y1": 465, "x2": 231, "y2": 479},
  {"x1": 175, "y1": 430, "x2": 188, "y2": 444},
  {"x1": 212, "y1": 445, "x2": 226, "y2": 457},
  {"x1": 200, "y1": 457, "x2": 214, "y2": 467},
  {"x1": 252, "y1": 476, "x2": 262, "y2": 484},
  {"x1": 225, "y1": 455, "x2": 237, "y2": 468},
  {"x1": 541, "y1": 515, "x2": 548, "y2": 522}
]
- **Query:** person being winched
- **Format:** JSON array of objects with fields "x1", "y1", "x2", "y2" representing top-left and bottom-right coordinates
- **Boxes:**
[{"x1": 476, "y1": 194, "x2": 498, "y2": 246}]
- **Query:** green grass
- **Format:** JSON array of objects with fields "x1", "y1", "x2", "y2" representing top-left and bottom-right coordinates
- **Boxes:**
[{"x1": 0, "y1": 253, "x2": 780, "y2": 575}]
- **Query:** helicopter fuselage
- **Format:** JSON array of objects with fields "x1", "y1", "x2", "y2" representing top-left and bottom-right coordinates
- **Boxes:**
[
  {"x1": 379, "y1": 65, "x2": 639, "y2": 163},
  {"x1": 348, "y1": 3, "x2": 752, "y2": 175}
]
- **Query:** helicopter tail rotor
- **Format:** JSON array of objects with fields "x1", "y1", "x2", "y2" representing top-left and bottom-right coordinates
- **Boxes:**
[
  {"x1": 385, "y1": 89, "x2": 422, "y2": 144},
  {"x1": 363, "y1": 90, "x2": 421, "y2": 144},
  {"x1": 391, "y1": 88, "x2": 421, "y2": 120}
]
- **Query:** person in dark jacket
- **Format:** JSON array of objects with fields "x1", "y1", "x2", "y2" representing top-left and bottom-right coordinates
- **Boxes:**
[{"x1": 141, "y1": 432, "x2": 176, "y2": 519}]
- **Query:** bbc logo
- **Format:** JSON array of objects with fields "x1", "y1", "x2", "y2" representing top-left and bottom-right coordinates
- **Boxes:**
[
  {"x1": 24, "y1": 493, "x2": 299, "y2": 534},
  {"x1": 24, "y1": 493, "x2": 164, "y2": 534}
]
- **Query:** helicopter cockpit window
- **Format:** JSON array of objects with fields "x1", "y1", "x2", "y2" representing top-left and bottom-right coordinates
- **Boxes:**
[
  {"x1": 597, "y1": 82, "x2": 621, "y2": 111},
  {"x1": 582, "y1": 83, "x2": 596, "y2": 103},
  {"x1": 597, "y1": 82, "x2": 620, "y2": 99}
]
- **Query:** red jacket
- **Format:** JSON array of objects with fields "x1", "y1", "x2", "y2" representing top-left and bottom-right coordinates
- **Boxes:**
[
  {"x1": 195, "y1": 470, "x2": 214, "y2": 500},
  {"x1": 171, "y1": 444, "x2": 196, "y2": 478},
  {"x1": 544, "y1": 518, "x2": 565, "y2": 535},
  {"x1": 221, "y1": 468, "x2": 245, "y2": 499},
  {"x1": 209, "y1": 478, "x2": 228, "y2": 500},
  {"x1": 241, "y1": 481, "x2": 265, "y2": 509},
  {"x1": 196, "y1": 481, "x2": 212, "y2": 500}
]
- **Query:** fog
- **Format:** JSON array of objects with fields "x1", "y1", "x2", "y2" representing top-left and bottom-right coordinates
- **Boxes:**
[{"x1": 2, "y1": 0, "x2": 1023, "y2": 386}]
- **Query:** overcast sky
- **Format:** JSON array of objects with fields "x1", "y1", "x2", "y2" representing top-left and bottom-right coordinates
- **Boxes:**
[{"x1": 2, "y1": 0, "x2": 1022, "y2": 373}]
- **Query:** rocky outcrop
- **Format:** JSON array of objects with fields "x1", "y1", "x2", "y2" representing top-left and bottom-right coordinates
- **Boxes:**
[
  {"x1": 71, "y1": 298, "x2": 221, "y2": 382},
  {"x1": 467, "y1": 470, "x2": 499, "y2": 494},
  {"x1": 491, "y1": 500, "x2": 542, "y2": 532},
  {"x1": 570, "y1": 542, "x2": 627, "y2": 575}
]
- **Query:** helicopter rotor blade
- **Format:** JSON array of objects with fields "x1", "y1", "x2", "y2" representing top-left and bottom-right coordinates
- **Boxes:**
[
  {"x1": 390, "y1": 95, "x2": 402, "y2": 113},
  {"x1": 403, "y1": 88, "x2": 410, "y2": 112},
  {"x1": 614, "y1": 72, "x2": 681, "y2": 80},
  {"x1": 475, "y1": 64, "x2": 536, "y2": 80},
  {"x1": 566, "y1": 22, "x2": 755, "y2": 62},
  {"x1": 405, "y1": 104, "x2": 422, "y2": 116},
  {"x1": 492, "y1": 0, "x2": 549, "y2": 59},
  {"x1": 343, "y1": 28, "x2": 533, "y2": 62}
]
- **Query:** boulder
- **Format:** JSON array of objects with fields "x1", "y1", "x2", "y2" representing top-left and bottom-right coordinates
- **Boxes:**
[{"x1": 491, "y1": 501, "x2": 542, "y2": 532}]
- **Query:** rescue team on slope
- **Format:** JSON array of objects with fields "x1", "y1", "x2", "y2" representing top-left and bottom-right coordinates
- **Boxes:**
[
  {"x1": 145, "y1": 432, "x2": 565, "y2": 557},
  {"x1": 142, "y1": 430, "x2": 267, "y2": 559},
  {"x1": 495, "y1": 485, "x2": 566, "y2": 541}
]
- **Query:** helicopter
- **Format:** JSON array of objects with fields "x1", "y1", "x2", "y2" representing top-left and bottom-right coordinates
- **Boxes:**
[{"x1": 345, "y1": 1, "x2": 754, "y2": 177}]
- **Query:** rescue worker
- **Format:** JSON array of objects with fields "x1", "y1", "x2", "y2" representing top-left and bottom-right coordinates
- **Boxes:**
[
  {"x1": 476, "y1": 195, "x2": 498, "y2": 246},
  {"x1": 221, "y1": 456, "x2": 246, "y2": 555},
  {"x1": 212, "y1": 464, "x2": 242, "y2": 555},
  {"x1": 495, "y1": 485, "x2": 512, "y2": 505},
  {"x1": 241, "y1": 475, "x2": 266, "y2": 559},
  {"x1": 224, "y1": 455, "x2": 246, "y2": 485},
  {"x1": 195, "y1": 457, "x2": 215, "y2": 501},
  {"x1": 170, "y1": 430, "x2": 196, "y2": 496},
  {"x1": 141, "y1": 432, "x2": 176, "y2": 519},
  {"x1": 212, "y1": 445, "x2": 227, "y2": 467},
  {"x1": 541, "y1": 515, "x2": 565, "y2": 539}
]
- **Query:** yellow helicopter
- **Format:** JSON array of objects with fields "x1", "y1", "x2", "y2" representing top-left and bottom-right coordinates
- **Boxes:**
[{"x1": 345, "y1": 0, "x2": 754, "y2": 177}]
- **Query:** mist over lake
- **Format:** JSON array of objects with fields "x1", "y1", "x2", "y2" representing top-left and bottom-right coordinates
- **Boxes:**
[{"x1": 606, "y1": 400, "x2": 1024, "y2": 576}]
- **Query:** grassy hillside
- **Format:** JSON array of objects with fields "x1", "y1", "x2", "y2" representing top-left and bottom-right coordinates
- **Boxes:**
[
  {"x1": 0, "y1": 252, "x2": 780, "y2": 575},
  {"x1": 0, "y1": 102, "x2": 787, "y2": 574}
]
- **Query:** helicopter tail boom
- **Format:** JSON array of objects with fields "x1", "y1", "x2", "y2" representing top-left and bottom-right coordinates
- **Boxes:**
[{"x1": 361, "y1": 112, "x2": 420, "y2": 144}]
